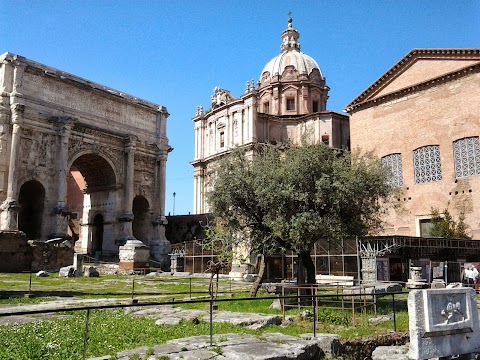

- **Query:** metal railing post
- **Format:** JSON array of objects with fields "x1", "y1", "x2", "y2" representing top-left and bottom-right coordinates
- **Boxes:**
[
  {"x1": 82, "y1": 309, "x2": 90, "y2": 360},
  {"x1": 209, "y1": 297, "x2": 213, "y2": 346},
  {"x1": 351, "y1": 292, "x2": 355, "y2": 325},
  {"x1": 131, "y1": 278, "x2": 137, "y2": 304},
  {"x1": 392, "y1": 292, "x2": 397, "y2": 332},
  {"x1": 189, "y1": 277, "x2": 192, "y2": 299},
  {"x1": 297, "y1": 287, "x2": 301, "y2": 311},
  {"x1": 313, "y1": 287, "x2": 316, "y2": 338}
]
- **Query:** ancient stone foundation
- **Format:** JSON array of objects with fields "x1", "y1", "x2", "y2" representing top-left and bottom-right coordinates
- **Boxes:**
[{"x1": 0, "y1": 231, "x2": 73, "y2": 272}]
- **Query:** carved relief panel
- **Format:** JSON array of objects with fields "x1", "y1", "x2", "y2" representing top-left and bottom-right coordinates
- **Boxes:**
[
  {"x1": 20, "y1": 129, "x2": 56, "y2": 179},
  {"x1": 134, "y1": 152, "x2": 156, "y2": 200}
]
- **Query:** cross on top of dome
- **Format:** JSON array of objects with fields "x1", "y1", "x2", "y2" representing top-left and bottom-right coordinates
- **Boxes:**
[{"x1": 281, "y1": 16, "x2": 300, "y2": 52}]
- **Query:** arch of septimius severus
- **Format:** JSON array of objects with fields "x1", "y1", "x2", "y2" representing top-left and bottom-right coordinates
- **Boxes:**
[{"x1": 0, "y1": 52, "x2": 171, "y2": 269}]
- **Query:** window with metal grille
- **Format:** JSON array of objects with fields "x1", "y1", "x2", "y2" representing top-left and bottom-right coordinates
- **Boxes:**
[
  {"x1": 453, "y1": 137, "x2": 480, "y2": 178},
  {"x1": 413, "y1": 145, "x2": 442, "y2": 184},
  {"x1": 381, "y1": 153, "x2": 403, "y2": 187}
]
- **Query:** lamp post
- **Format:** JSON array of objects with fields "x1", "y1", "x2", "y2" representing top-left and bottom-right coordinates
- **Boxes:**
[{"x1": 173, "y1": 192, "x2": 176, "y2": 216}]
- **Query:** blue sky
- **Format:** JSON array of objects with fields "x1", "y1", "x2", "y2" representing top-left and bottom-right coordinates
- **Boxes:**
[{"x1": 2, "y1": 1, "x2": 479, "y2": 215}]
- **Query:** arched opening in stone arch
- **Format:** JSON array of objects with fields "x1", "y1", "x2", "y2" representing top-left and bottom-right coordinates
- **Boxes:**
[
  {"x1": 67, "y1": 153, "x2": 117, "y2": 255},
  {"x1": 132, "y1": 195, "x2": 150, "y2": 243},
  {"x1": 18, "y1": 180, "x2": 45, "y2": 240}
]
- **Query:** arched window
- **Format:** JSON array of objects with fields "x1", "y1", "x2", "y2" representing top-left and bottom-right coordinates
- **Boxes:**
[
  {"x1": 413, "y1": 145, "x2": 442, "y2": 184},
  {"x1": 453, "y1": 137, "x2": 480, "y2": 178},
  {"x1": 381, "y1": 153, "x2": 403, "y2": 187}
]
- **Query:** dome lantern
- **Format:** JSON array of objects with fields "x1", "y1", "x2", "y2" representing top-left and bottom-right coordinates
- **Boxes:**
[{"x1": 281, "y1": 17, "x2": 301, "y2": 52}]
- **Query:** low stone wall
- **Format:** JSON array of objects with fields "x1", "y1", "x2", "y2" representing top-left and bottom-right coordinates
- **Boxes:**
[
  {"x1": 0, "y1": 231, "x2": 32, "y2": 272},
  {"x1": 29, "y1": 241, "x2": 74, "y2": 272},
  {"x1": 0, "y1": 231, "x2": 74, "y2": 272}
]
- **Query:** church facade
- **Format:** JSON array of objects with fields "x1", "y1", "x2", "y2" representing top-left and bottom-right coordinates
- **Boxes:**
[
  {"x1": 345, "y1": 49, "x2": 480, "y2": 239},
  {"x1": 0, "y1": 52, "x2": 170, "y2": 264},
  {"x1": 192, "y1": 18, "x2": 350, "y2": 214}
]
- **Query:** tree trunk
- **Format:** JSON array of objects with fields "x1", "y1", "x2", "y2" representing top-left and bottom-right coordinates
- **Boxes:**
[
  {"x1": 249, "y1": 254, "x2": 267, "y2": 297},
  {"x1": 300, "y1": 250, "x2": 316, "y2": 285}
]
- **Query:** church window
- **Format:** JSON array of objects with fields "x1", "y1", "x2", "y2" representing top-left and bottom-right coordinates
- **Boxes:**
[
  {"x1": 312, "y1": 100, "x2": 319, "y2": 112},
  {"x1": 286, "y1": 98, "x2": 295, "y2": 111},
  {"x1": 413, "y1": 145, "x2": 442, "y2": 184},
  {"x1": 453, "y1": 137, "x2": 480, "y2": 178},
  {"x1": 419, "y1": 218, "x2": 433, "y2": 237},
  {"x1": 220, "y1": 131, "x2": 225, "y2": 148},
  {"x1": 263, "y1": 102, "x2": 269, "y2": 114},
  {"x1": 381, "y1": 153, "x2": 403, "y2": 187}
]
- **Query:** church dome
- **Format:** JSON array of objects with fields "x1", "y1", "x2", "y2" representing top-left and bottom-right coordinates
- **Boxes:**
[{"x1": 259, "y1": 18, "x2": 324, "y2": 83}]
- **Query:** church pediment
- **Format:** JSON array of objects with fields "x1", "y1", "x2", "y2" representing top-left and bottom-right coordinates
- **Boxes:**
[
  {"x1": 345, "y1": 49, "x2": 480, "y2": 112},
  {"x1": 281, "y1": 84, "x2": 299, "y2": 93}
]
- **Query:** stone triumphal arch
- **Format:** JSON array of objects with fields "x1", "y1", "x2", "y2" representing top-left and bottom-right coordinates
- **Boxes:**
[{"x1": 0, "y1": 53, "x2": 171, "y2": 266}]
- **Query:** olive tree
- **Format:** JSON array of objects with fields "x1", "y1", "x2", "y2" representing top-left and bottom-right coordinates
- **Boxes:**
[{"x1": 207, "y1": 143, "x2": 395, "y2": 296}]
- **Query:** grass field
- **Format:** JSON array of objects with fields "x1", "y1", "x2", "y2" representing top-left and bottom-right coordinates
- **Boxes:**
[{"x1": 0, "y1": 273, "x2": 409, "y2": 359}]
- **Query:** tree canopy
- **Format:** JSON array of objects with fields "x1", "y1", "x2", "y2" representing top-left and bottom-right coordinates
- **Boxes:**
[
  {"x1": 429, "y1": 207, "x2": 471, "y2": 239},
  {"x1": 206, "y1": 143, "x2": 396, "y2": 290}
]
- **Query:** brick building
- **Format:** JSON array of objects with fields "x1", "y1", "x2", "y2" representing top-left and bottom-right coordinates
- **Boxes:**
[
  {"x1": 346, "y1": 49, "x2": 480, "y2": 239},
  {"x1": 345, "y1": 49, "x2": 480, "y2": 283}
]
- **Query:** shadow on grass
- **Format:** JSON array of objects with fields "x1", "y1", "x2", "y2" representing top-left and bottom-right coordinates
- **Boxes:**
[{"x1": 0, "y1": 289, "x2": 234, "y2": 300}]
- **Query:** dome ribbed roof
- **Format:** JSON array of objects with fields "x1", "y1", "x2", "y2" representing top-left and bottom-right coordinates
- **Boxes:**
[
  {"x1": 259, "y1": 18, "x2": 323, "y2": 80},
  {"x1": 261, "y1": 52, "x2": 322, "y2": 78}
]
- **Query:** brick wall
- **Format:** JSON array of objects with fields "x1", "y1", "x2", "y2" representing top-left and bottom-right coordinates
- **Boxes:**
[{"x1": 350, "y1": 71, "x2": 480, "y2": 238}]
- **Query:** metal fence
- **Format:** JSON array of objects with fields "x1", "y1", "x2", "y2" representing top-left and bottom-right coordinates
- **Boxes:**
[{"x1": 0, "y1": 288, "x2": 404, "y2": 360}]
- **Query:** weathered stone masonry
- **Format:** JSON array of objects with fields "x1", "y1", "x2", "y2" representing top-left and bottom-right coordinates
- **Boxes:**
[{"x1": 0, "y1": 52, "x2": 171, "y2": 267}]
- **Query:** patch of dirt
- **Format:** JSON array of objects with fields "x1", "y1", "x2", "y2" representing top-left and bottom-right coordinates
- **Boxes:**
[{"x1": 337, "y1": 332, "x2": 409, "y2": 359}]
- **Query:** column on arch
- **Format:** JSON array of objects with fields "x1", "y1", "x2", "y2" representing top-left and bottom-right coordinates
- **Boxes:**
[
  {"x1": 117, "y1": 135, "x2": 137, "y2": 243},
  {"x1": 149, "y1": 148, "x2": 171, "y2": 267},
  {"x1": 0, "y1": 103, "x2": 24, "y2": 230},
  {"x1": 49, "y1": 116, "x2": 76, "y2": 239},
  {"x1": 0, "y1": 61, "x2": 25, "y2": 231}
]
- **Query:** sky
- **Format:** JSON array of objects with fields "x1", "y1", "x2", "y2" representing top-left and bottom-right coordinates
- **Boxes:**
[{"x1": 2, "y1": 1, "x2": 479, "y2": 216}]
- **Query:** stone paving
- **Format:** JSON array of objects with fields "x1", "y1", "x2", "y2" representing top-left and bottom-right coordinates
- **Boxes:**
[
  {"x1": 89, "y1": 332, "x2": 340, "y2": 360},
  {"x1": 0, "y1": 297, "x2": 340, "y2": 359},
  {"x1": 126, "y1": 304, "x2": 284, "y2": 329}
]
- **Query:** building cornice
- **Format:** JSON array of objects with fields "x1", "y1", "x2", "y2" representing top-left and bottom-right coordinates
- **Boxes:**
[
  {"x1": 344, "y1": 48, "x2": 480, "y2": 114},
  {"x1": 261, "y1": 110, "x2": 349, "y2": 122},
  {"x1": 1, "y1": 52, "x2": 167, "y2": 114}
]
